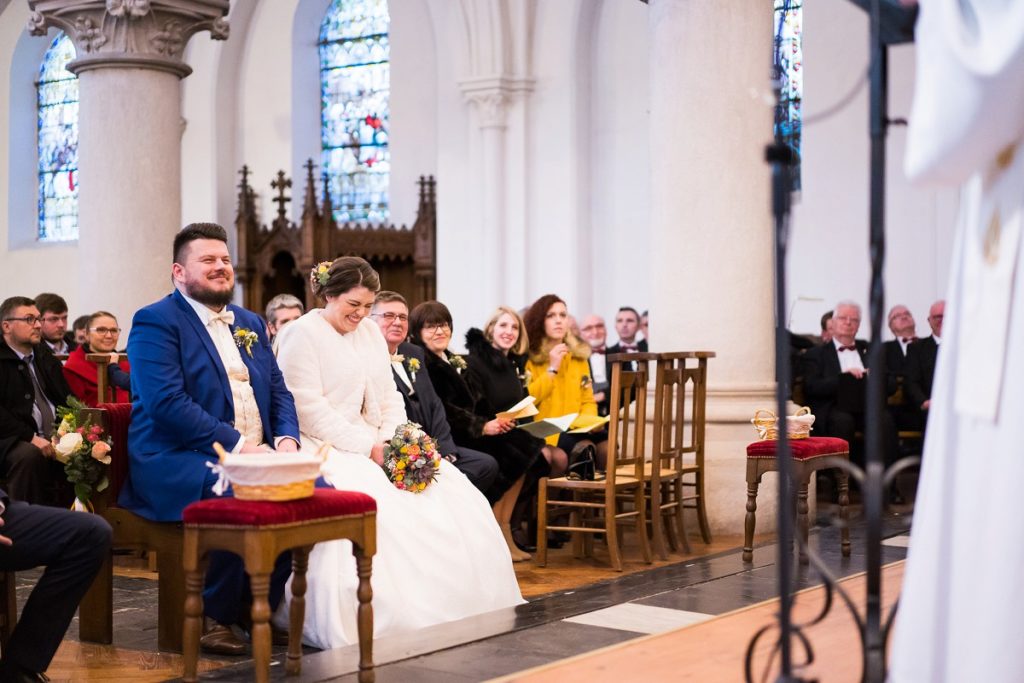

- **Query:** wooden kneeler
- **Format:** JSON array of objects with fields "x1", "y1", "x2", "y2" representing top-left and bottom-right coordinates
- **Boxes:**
[{"x1": 181, "y1": 490, "x2": 377, "y2": 683}]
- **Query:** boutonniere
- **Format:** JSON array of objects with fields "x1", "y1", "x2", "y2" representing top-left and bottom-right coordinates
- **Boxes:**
[
  {"x1": 581, "y1": 374, "x2": 592, "y2": 389},
  {"x1": 391, "y1": 353, "x2": 405, "y2": 364},
  {"x1": 449, "y1": 354, "x2": 467, "y2": 373},
  {"x1": 233, "y1": 328, "x2": 259, "y2": 358},
  {"x1": 406, "y1": 357, "x2": 420, "y2": 382},
  {"x1": 519, "y1": 368, "x2": 532, "y2": 389}
]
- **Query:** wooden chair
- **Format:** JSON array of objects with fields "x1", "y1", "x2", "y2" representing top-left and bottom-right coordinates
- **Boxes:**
[
  {"x1": 87, "y1": 353, "x2": 128, "y2": 404},
  {"x1": 0, "y1": 571, "x2": 16, "y2": 653},
  {"x1": 536, "y1": 358, "x2": 653, "y2": 571},
  {"x1": 743, "y1": 436, "x2": 852, "y2": 564},
  {"x1": 646, "y1": 352, "x2": 715, "y2": 558},
  {"x1": 78, "y1": 404, "x2": 189, "y2": 652},
  {"x1": 181, "y1": 490, "x2": 377, "y2": 683}
]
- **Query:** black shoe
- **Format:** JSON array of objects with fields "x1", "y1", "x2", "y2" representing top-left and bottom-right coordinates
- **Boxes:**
[
  {"x1": 512, "y1": 528, "x2": 537, "y2": 553},
  {"x1": 0, "y1": 663, "x2": 49, "y2": 683}
]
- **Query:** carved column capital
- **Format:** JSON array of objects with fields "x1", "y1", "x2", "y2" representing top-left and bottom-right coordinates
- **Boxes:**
[
  {"x1": 459, "y1": 76, "x2": 534, "y2": 130},
  {"x1": 27, "y1": 0, "x2": 229, "y2": 78}
]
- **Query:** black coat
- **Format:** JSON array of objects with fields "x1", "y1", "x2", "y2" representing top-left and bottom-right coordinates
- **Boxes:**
[
  {"x1": 390, "y1": 342, "x2": 459, "y2": 456},
  {"x1": 417, "y1": 345, "x2": 489, "y2": 444},
  {"x1": 0, "y1": 340, "x2": 72, "y2": 460},
  {"x1": 905, "y1": 336, "x2": 939, "y2": 409},
  {"x1": 801, "y1": 339, "x2": 869, "y2": 429},
  {"x1": 463, "y1": 328, "x2": 531, "y2": 417}
]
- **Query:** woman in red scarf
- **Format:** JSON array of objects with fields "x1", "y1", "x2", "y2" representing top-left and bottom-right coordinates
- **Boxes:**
[{"x1": 63, "y1": 311, "x2": 131, "y2": 406}]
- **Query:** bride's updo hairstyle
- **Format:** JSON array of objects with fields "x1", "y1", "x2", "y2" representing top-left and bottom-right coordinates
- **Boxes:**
[{"x1": 311, "y1": 256, "x2": 381, "y2": 300}]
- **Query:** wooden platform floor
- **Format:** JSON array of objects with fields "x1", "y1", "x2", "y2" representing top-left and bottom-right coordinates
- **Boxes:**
[
  {"x1": 34, "y1": 527, "x2": 756, "y2": 681},
  {"x1": 498, "y1": 561, "x2": 905, "y2": 682}
]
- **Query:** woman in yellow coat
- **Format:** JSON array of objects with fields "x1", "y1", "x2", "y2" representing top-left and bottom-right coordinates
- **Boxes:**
[{"x1": 524, "y1": 294, "x2": 608, "y2": 471}]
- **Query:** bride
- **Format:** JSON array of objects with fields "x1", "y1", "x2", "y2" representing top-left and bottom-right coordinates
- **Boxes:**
[{"x1": 274, "y1": 256, "x2": 524, "y2": 649}]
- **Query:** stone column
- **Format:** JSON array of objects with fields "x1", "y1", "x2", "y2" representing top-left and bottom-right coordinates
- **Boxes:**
[
  {"x1": 648, "y1": 0, "x2": 778, "y2": 535},
  {"x1": 28, "y1": 1, "x2": 229, "y2": 332}
]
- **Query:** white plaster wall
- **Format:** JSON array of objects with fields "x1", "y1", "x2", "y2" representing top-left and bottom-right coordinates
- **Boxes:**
[{"x1": 788, "y1": 0, "x2": 959, "y2": 339}]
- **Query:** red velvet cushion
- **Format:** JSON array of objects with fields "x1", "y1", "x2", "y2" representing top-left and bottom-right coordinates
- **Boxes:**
[
  {"x1": 746, "y1": 436, "x2": 849, "y2": 460},
  {"x1": 183, "y1": 489, "x2": 377, "y2": 527},
  {"x1": 98, "y1": 402, "x2": 133, "y2": 500}
]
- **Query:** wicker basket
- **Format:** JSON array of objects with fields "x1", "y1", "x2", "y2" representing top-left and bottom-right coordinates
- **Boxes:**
[
  {"x1": 751, "y1": 406, "x2": 815, "y2": 441},
  {"x1": 211, "y1": 442, "x2": 327, "y2": 501},
  {"x1": 233, "y1": 479, "x2": 316, "y2": 502}
]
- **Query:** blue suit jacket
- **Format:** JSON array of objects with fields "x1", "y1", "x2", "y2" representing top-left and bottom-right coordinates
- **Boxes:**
[{"x1": 119, "y1": 290, "x2": 300, "y2": 521}]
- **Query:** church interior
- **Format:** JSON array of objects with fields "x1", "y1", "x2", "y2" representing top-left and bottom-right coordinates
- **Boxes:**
[{"x1": 2, "y1": 0, "x2": 1009, "y2": 680}]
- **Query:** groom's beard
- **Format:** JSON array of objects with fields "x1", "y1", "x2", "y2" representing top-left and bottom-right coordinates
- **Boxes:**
[{"x1": 185, "y1": 274, "x2": 235, "y2": 308}]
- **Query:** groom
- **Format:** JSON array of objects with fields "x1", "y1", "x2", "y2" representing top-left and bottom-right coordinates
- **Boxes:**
[{"x1": 119, "y1": 223, "x2": 301, "y2": 655}]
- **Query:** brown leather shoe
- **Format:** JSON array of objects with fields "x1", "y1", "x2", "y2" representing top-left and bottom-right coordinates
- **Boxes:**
[
  {"x1": 200, "y1": 621, "x2": 247, "y2": 656},
  {"x1": 238, "y1": 614, "x2": 290, "y2": 646}
]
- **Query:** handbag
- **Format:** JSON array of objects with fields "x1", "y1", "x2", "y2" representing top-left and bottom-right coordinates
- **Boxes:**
[{"x1": 566, "y1": 441, "x2": 597, "y2": 481}]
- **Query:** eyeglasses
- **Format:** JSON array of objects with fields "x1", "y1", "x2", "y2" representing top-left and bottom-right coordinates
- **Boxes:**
[
  {"x1": 581, "y1": 324, "x2": 605, "y2": 332},
  {"x1": 834, "y1": 316, "x2": 860, "y2": 324},
  {"x1": 4, "y1": 316, "x2": 42, "y2": 326},
  {"x1": 41, "y1": 314, "x2": 68, "y2": 324},
  {"x1": 423, "y1": 322, "x2": 451, "y2": 334},
  {"x1": 372, "y1": 312, "x2": 409, "y2": 323},
  {"x1": 89, "y1": 327, "x2": 121, "y2": 336}
]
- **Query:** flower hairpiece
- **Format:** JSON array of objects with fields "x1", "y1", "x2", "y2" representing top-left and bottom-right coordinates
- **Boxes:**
[{"x1": 311, "y1": 261, "x2": 332, "y2": 288}]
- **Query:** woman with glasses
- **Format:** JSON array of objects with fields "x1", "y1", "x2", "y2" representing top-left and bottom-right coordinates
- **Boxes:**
[
  {"x1": 523, "y1": 294, "x2": 609, "y2": 470},
  {"x1": 275, "y1": 257, "x2": 523, "y2": 649},
  {"x1": 63, "y1": 311, "x2": 131, "y2": 406}
]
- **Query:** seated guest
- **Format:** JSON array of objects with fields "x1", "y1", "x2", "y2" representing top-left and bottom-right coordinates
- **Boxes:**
[
  {"x1": 906, "y1": 300, "x2": 944, "y2": 416},
  {"x1": 820, "y1": 310, "x2": 834, "y2": 344},
  {"x1": 883, "y1": 304, "x2": 921, "y2": 431},
  {"x1": 0, "y1": 487, "x2": 111, "y2": 683},
  {"x1": 640, "y1": 309, "x2": 649, "y2": 346},
  {"x1": 0, "y1": 297, "x2": 73, "y2": 506},
  {"x1": 408, "y1": 301, "x2": 544, "y2": 561},
  {"x1": 71, "y1": 315, "x2": 90, "y2": 347},
  {"x1": 265, "y1": 293, "x2": 304, "y2": 350},
  {"x1": 370, "y1": 291, "x2": 499, "y2": 497},
  {"x1": 579, "y1": 314, "x2": 611, "y2": 416},
  {"x1": 608, "y1": 306, "x2": 648, "y2": 354},
  {"x1": 523, "y1": 294, "x2": 609, "y2": 469},
  {"x1": 63, "y1": 311, "x2": 131, "y2": 406},
  {"x1": 33, "y1": 293, "x2": 76, "y2": 357},
  {"x1": 802, "y1": 300, "x2": 901, "y2": 499}
]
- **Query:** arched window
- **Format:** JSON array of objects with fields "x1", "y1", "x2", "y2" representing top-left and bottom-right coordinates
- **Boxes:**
[
  {"x1": 37, "y1": 32, "x2": 79, "y2": 241},
  {"x1": 774, "y1": 0, "x2": 802, "y2": 190},
  {"x1": 319, "y1": 0, "x2": 390, "y2": 224}
]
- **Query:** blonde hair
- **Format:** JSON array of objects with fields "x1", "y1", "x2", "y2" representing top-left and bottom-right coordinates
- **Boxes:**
[{"x1": 483, "y1": 306, "x2": 529, "y2": 356}]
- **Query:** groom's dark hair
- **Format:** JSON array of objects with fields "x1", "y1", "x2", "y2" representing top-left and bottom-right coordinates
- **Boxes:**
[{"x1": 173, "y1": 223, "x2": 228, "y2": 264}]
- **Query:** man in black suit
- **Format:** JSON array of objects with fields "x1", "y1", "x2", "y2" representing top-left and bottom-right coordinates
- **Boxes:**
[
  {"x1": 0, "y1": 488, "x2": 111, "y2": 683},
  {"x1": 32, "y1": 293, "x2": 76, "y2": 357},
  {"x1": 371, "y1": 292, "x2": 498, "y2": 496},
  {"x1": 906, "y1": 300, "x2": 944, "y2": 421},
  {"x1": 802, "y1": 301, "x2": 900, "y2": 497},
  {"x1": 579, "y1": 314, "x2": 611, "y2": 416},
  {"x1": 883, "y1": 304, "x2": 922, "y2": 431},
  {"x1": 0, "y1": 297, "x2": 73, "y2": 506},
  {"x1": 607, "y1": 306, "x2": 649, "y2": 355}
]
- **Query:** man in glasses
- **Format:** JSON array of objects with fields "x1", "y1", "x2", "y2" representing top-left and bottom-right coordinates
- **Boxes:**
[
  {"x1": 0, "y1": 296, "x2": 74, "y2": 506},
  {"x1": 371, "y1": 291, "x2": 498, "y2": 496},
  {"x1": 33, "y1": 293, "x2": 77, "y2": 357},
  {"x1": 906, "y1": 300, "x2": 945, "y2": 421}
]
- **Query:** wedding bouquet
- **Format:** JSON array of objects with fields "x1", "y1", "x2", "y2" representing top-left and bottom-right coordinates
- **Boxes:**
[
  {"x1": 52, "y1": 397, "x2": 111, "y2": 510},
  {"x1": 382, "y1": 422, "x2": 442, "y2": 493}
]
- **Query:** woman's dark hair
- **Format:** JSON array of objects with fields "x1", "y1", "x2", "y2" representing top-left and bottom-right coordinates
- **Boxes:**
[
  {"x1": 311, "y1": 256, "x2": 381, "y2": 300},
  {"x1": 408, "y1": 301, "x2": 453, "y2": 344},
  {"x1": 523, "y1": 294, "x2": 564, "y2": 355}
]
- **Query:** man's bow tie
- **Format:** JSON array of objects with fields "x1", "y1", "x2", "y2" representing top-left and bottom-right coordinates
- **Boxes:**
[
  {"x1": 901, "y1": 337, "x2": 917, "y2": 344},
  {"x1": 209, "y1": 310, "x2": 235, "y2": 326},
  {"x1": 838, "y1": 345, "x2": 857, "y2": 352},
  {"x1": 620, "y1": 344, "x2": 638, "y2": 352}
]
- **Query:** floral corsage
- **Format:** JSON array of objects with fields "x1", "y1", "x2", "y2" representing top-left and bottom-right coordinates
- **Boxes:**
[
  {"x1": 382, "y1": 422, "x2": 442, "y2": 493},
  {"x1": 406, "y1": 357, "x2": 420, "y2": 382},
  {"x1": 449, "y1": 354, "x2": 467, "y2": 373},
  {"x1": 580, "y1": 374, "x2": 592, "y2": 389},
  {"x1": 233, "y1": 328, "x2": 259, "y2": 357}
]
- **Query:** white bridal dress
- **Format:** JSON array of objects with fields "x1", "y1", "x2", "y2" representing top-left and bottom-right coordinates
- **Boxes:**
[
  {"x1": 274, "y1": 311, "x2": 524, "y2": 649},
  {"x1": 890, "y1": 1, "x2": 1024, "y2": 681}
]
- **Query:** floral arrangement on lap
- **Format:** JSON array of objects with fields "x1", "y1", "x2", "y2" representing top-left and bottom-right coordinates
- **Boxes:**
[
  {"x1": 382, "y1": 422, "x2": 442, "y2": 493},
  {"x1": 52, "y1": 397, "x2": 111, "y2": 510}
]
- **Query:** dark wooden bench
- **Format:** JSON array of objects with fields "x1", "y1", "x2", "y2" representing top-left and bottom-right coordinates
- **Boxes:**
[{"x1": 78, "y1": 403, "x2": 187, "y2": 652}]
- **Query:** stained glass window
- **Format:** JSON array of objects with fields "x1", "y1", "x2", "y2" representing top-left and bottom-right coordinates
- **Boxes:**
[
  {"x1": 37, "y1": 31, "x2": 79, "y2": 241},
  {"x1": 774, "y1": 0, "x2": 802, "y2": 191},
  {"x1": 319, "y1": 0, "x2": 390, "y2": 224}
]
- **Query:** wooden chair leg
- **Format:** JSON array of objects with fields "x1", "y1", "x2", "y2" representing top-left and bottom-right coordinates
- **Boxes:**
[
  {"x1": 838, "y1": 468, "x2": 851, "y2": 557},
  {"x1": 696, "y1": 471, "x2": 713, "y2": 544},
  {"x1": 743, "y1": 476, "x2": 760, "y2": 563},
  {"x1": 636, "y1": 487, "x2": 653, "y2": 564},
  {"x1": 181, "y1": 568, "x2": 205, "y2": 683},
  {"x1": 157, "y1": 547, "x2": 186, "y2": 653},
  {"x1": 287, "y1": 546, "x2": 311, "y2": 676},
  {"x1": 650, "y1": 481, "x2": 667, "y2": 560},
  {"x1": 536, "y1": 478, "x2": 548, "y2": 567},
  {"x1": 797, "y1": 477, "x2": 810, "y2": 565},
  {"x1": 249, "y1": 572, "x2": 272, "y2": 683},
  {"x1": 354, "y1": 545, "x2": 375, "y2": 683},
  {"x1": 1, "y1": 571, "x2": 16, "y2": 651},
  {"x1": 571, "y1": 501, "x2": 585, "y2": 559},
  {"x1": 674, "y1": 479, "x2": 691, "y2": 554},
  {"x1": 78, "y1": 554, "x2": 113, "y2": 644},
  {"x1": 606, "y1": 498, "x2": 623, "y2": 572}
]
